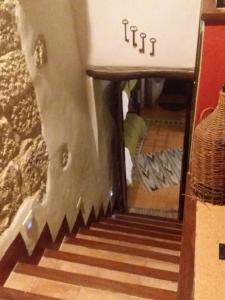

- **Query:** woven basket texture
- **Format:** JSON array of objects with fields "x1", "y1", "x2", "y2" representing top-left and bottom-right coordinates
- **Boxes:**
[{"x1": 191, "y1": 90, "x2": 225, "y2": 205}]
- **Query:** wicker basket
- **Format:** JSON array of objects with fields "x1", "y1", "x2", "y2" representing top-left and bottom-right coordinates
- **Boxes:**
[{"x1": 191, "y1": 86, "x2": 225, "y2": 205}]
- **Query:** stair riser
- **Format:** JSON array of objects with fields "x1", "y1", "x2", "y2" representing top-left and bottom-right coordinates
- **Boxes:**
[
  {"x1": 65, "y1": 238, "x2": 180, "y2": 264},
  {"x1": 92, "y1": 223, "x2": 182, "y2": 242},
  {"x1": 13, "y1": 263, "x2": 177, "y2": 300},
  {"x1": 114, "y1": 215, "x2": 182, "y2": 229},
  {"x1": 102, "y1": 218, "x2": 182, "y2": 235},
  {"x1": 44, "y1": 249, "x2": 179, "y2": 282},
  {"x1": 78, "y1": 228, "x2": 181, "y2": 251}
]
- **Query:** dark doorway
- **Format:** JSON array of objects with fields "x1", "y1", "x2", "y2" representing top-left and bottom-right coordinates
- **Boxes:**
[{"x1": 115, "y1": 77, "x2": 194, "y2": 221}]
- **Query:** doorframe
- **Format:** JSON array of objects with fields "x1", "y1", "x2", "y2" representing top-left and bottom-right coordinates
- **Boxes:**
[{"x1": 87, "y1": 70, "x2": 195, "y2": 220}]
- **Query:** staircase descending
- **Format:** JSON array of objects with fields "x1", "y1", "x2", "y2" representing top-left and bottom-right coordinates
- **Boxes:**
[{"x1": 2, "y1": 213, "x2": 182, "y2": 300}]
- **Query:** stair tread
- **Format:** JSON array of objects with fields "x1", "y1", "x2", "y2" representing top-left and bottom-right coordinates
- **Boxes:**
[
  {"x1": 78, "y1": 228, "x2": 181, "y2": 252},
  {"x1": 89, "y1": 226, "x2": 181, "y2": 245},
  {"x1": 76, "y1": 233, "x2": 179, "y2": 256},
  {"x1": 39, "y1": 256, "x2": 177, "y2": 291},
  {"x1": 0, "y1": 286, "x2": 61, "y2": 300},
  {"x1": 65, "y1": 237, "x2": 179, "y2": 264},
  {"x1": 124, "y1": 213, "x2": 181, "y2": 223},
  {"x1": 5, "y1": 273, "x2": 149, "y2": 300},
  {"x1": 44, "y1": 248, "x2": 179, "y2": 282},
  {"x1": 91, "y1": 223, "x2": 182, "y2": 242},
  {"x1": 11, "y1": 263, "x2": 177, "y2": 300},
  {"x1": 101, "y1": 218, "x2": 182, "y2": 235},
  {"x1": 112, "y1": 214, "x2": 183, "y2": 229},
  {"x1": 60, "y1": 243, "x2": 179, "y2": 272}
]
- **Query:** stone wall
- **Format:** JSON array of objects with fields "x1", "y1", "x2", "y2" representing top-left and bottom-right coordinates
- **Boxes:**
[
  {"x1": 0, "y1": 0, "x2": 114, "y2": 258},
  {"x1": 0, "y1": 0, "x2": 48, "y2": 235}
]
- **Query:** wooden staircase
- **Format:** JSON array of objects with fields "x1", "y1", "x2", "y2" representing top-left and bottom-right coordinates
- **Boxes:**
[{"x1": 1, "y1": 213, "x2": 182, "y2": 300}]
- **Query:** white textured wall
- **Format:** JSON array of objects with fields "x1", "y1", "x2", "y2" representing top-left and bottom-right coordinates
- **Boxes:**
[
  {"x1": 87, "y1": 0, "x2": 201, "y2": 70},
  {"x1": 0, "y1": 0, "x2": 112, "y2": 258}
]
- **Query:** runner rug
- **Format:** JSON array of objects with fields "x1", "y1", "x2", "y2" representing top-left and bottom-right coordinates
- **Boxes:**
[{"x1": 134, "y1": 148, "x2": 183, "y2": 192}]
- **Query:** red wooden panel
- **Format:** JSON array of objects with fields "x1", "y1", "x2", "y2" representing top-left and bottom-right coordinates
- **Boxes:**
[{"x1": 195, "y1": 25, "x2": 225, "y2": 125}]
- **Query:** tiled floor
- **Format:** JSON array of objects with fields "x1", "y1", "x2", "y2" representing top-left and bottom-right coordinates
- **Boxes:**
[{"x1": 128, "y1": 104, "x2": 185, "y2": 213}]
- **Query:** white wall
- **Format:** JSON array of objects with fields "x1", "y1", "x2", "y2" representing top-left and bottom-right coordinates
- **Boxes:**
[
  {"x1": 87, "y1": 0, "x2": 201, "y2": 70},
  {"x1": 0, "y1": 0, "x2": 112, "y2": 258}
]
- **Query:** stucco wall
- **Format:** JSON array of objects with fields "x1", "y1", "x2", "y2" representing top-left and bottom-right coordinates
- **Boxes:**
[
  {"x1": 195, "y1": 202, "x2": 225, "y2": 300},
  {"x1": 87, "y1": 0, "x2": 201, "y2": 70},
  {"x1": 0, "y1": 0, "x2": 113, "y2": 258},
  {"x1": 193, "y1": 24, "x2": 225, "y2": 300}
]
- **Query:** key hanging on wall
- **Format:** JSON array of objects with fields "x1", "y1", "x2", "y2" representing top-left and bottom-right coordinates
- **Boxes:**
[
  {"x1": 139, "y1": 33, "x2": 147, "y2": 54},
  {"x1": 150, "y1": 38, "x2": 157, "y2": 56},
  {"x1": 122, "y1": 19, "x2": 129, "y2": 42},
  {"x1": 130, "y1": 26, "x2": 138, "y2": 47}
]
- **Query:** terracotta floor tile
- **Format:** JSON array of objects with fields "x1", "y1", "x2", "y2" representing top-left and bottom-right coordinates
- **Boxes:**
[
  {"x1": 4, "y1": 272, "x2": 35, "y2": 292},
  {"x1": 90, "y1": 226, "x2": 181, "y2": 244},
  {"x1": 39, "y1": 257, "x2": 177, "y2": 292},
  {"x1": 77, "y1": 288, "x2": 147, "y2": 300},
  {"x1": 128, "y1": 105, "x2": 185, "y2": 212},
  {"x1": 30, "y1": 277, "x2": 81, "y2": 300},
  {"x1": 60, "y1": 243, "x2": 179, "y2": 272},
  {"x1": 77, "y1": 233, "x2": 180, "y2": 256}
]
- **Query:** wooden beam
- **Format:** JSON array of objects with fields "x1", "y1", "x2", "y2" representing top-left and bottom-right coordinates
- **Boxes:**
[
  {"x1": 87, "y1": 67, "x2": 195, "y2": 81},
  {"x1": 202, "y1": 0, "x2": 225, "y2": 23}
]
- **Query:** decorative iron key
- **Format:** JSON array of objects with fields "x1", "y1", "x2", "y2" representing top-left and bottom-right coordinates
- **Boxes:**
[
  {"x1": 122, "y1": 19, "x2": 129, "y2": 42},
  {"x1": 139, "y1": 33, "x2": 147, "y2": 53},
  {"x1": 150, "y1": 38, "x2": 157, "y2": 56},
  {"x1": 130, "y1": 26, "x2": 138, "y2": 47}
]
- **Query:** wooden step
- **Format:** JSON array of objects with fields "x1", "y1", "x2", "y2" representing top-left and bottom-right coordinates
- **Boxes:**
[
  {"x1": 76, "y1": 233, "x2": 179, "y2": 257},
  {"x1": 124, "y1": 213, "x2": 180, "y2": 223},
  {"x1": 90, "y1": 224, "x2": 181, "y2": 245},
  {"x1": 39, "y1": 255, "x2": 177, "y2": 292},
  {"x1": 91, "y1": 223, "x2": 182, "y2": 242},
  {"x1": 5, "y1": 272, "x2": 149, "y2": 300},
  {"x1": 65, "y1": 237, "x2": 180, "y2": 264},
  {"x1": 113, "y1": 214, "x2": 183, "y2": 230},
  {"x1": 44, "y1": 249, "x2": 179, "y2": 282},
  {"x1": 0, "y1": 286, "x2": 60, "y2": 300},
  {"x1": 78, "y1": 228, "x2": 181, "y2": 251},
  {"x1": 101, "y1": 218, "x2": 182, "y2": 235},
  {"x1": 60, "y1": 242, "x2": 179, "y2": 272},
  {"x1": 11, "y1": 263, "x2": 177, "y2": 300}
]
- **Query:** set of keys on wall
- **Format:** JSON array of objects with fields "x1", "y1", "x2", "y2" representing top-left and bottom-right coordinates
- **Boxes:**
[{"x1": 122, "y1": 19, "x2": 156, "y2": 56}]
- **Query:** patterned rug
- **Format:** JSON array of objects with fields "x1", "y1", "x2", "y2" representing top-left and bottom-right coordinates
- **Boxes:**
[
  {"x1": 134, "y1": 148, "x2": 183, "y2": 192},
  {"x1": 146, "y1": 118, "x2": 185, "y2": 128},
  {"x1": 128, "y1": 206, "x2": 178, "y2": 220}
]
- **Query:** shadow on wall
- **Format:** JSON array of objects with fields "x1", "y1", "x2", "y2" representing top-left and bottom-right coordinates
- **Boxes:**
[
  {"x1": 0, "y1": 0, "x2": 115, "y2": 259},
  {"x1": 71, "y1": 0, "x2": 90, "y2": 67},
  {"x1": 72, "y1": 1, "x2": 118, "y2": 208}
]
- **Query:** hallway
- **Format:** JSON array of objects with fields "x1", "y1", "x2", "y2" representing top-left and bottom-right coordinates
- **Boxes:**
[{"x1": 128, "y1": 104, "x2": 185, "y2": 218}]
